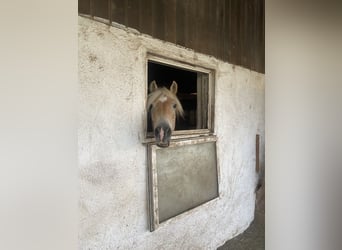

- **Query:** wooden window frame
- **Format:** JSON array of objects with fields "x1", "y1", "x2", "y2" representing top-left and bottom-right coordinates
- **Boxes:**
[{"x1": 143, "y1": 54, "x2": 216, "y2": 143}]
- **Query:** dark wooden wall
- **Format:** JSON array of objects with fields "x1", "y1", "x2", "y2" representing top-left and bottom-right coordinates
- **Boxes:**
[{"x1": 79, "y1": 0, "x2": 265, "y2": 73}]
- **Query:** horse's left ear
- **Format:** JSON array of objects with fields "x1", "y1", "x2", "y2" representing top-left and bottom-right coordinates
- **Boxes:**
[{"x1": 170, "y1": 81, "x2": 178, "y2": 94}]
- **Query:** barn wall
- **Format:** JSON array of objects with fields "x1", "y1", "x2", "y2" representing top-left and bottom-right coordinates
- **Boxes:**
[
  {"x1": 78, "y1": 0, "x2": 265, "y2": 73},
  {"x1": 79, "y1": 16, "x2": 265, "y2": 249}
]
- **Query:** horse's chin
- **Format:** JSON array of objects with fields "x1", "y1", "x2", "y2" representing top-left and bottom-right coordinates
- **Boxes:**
[{"x1": 156, "y1": 141, "x2": 170, "y2": 148}]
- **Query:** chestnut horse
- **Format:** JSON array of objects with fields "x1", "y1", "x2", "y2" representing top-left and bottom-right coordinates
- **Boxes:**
[{"x1": 147, "y1": 80, "x2": 184, "y2": 147}]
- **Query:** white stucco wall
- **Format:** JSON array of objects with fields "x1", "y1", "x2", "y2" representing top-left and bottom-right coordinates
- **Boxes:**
[{"x1": 79, "y1": 16, "x2": 265, "y2": 249}]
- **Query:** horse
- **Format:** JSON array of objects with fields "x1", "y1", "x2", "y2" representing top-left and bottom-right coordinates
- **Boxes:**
[{"x1": 147, "y1": 80, "x2": 184, "y2": 147}]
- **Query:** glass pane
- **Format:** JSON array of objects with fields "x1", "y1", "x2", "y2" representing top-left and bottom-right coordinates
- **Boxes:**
[{"x1": 156, "y1": 141, "x2": 218, "y2": 222}]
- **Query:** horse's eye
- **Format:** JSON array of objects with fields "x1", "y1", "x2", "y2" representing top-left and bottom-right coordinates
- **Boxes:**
[{"x1": 173, "y1": 104, "x2": 177, "y2": 109}]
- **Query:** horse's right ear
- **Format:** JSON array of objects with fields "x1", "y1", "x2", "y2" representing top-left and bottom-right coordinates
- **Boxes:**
[
  {"x1": 149, "y1": 80, "x2": 158, "y2": 92},
  {"x1": 170, "y1": 81, "x2": 178, "y2": 94}
]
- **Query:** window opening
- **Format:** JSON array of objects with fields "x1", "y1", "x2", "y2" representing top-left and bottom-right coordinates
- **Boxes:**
[{"x1": 147, "y1": 61, "x2": 209, "y2": 134}]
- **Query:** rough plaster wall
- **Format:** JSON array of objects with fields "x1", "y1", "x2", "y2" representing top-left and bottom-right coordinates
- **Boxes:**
[{"x1": 78, "y1": 16, "x2": 265, "y2": 249}]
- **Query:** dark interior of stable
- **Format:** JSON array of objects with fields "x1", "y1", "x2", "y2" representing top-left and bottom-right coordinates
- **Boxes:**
[{"x1": 147, "y1": 61, "x2": 198, "y2": 131}]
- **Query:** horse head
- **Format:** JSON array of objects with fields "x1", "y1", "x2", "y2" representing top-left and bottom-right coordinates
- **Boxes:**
[{"x1": 147, "y1": 80, "x2": 184, "y2": 147}]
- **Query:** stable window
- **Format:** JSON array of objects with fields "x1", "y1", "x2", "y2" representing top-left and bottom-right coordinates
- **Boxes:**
[
  {"x1": 145, "y1": 55, "x2": 218, "y2": 231},
  {"x1": 145, "y1": 56, "x2": 215, "y2": 139}
]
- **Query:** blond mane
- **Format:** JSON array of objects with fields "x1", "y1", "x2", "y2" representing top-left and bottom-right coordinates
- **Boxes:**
[{"x1": 147, "y1": 87, "x2": 184, "y2": 118}]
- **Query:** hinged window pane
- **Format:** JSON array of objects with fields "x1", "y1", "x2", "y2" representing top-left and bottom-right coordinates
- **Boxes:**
[{"x1": 148, "y1": 137, "x2": 219, "y2": 231}]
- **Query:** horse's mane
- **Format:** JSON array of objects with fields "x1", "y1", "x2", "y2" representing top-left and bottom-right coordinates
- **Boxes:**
[{"x1": 147, "y1": 87, "x2": 184, "y2": 118}]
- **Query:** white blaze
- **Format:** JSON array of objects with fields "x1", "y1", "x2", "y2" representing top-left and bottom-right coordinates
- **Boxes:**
[
  {"x1": 159, "y1": 95, "x2": 167, "y2": 103},
  {"x1": 159, "y1": 127, "x2": 164, "y2": 141}
]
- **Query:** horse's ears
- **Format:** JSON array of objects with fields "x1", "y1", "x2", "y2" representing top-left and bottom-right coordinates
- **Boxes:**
[
  {"x1": 170, "y1": 81, "x2": 178, "y2": 94},
  {"x1": 149, "y1": 80, "x2": 158, "y2": 92}
]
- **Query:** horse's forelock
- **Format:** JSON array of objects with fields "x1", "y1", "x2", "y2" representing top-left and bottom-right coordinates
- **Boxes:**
[
  {"x1": 147, "y1": 87, "x2": 184, "y2": 117},
  {"x1": 174, "y1": 95, "x2": 184, "y2": 118}
]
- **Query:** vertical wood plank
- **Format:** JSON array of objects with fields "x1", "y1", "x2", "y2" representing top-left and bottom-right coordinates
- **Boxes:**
[
  {"x1": 176, "y1": 0, "x2": 186, "y2": 46},
  {"x1": 216, "y1": 0, "x2": 225, "y2": 61},
  {"x1": 237, "y1": 0, "x2": 243, "y2": 67},
  {"x1": 229, "y1": 0, "x2": 238, "y2": 63},
  {"x1": 194, "y1": 0, "x2": 206, "y2": 54},
  {"x1": 111, "y1": 0, "x2": 126, "y2": 25},
  {"x1": 79, "y1": 0, "x2": 91, "y2": 15},
  {"x1": 139, "y1": 0, "x2": 153, "y2": 35},
  {"x1": 126, "y1": 0, "x2": 140, "y2": 30},
  {"x1": 224, "y1": 0, "x2": 232, "y2": 62},
  {"x1": 192, "y1": 0, "x2": 199, "y2": 51},
  {"x1": 240, "y1": 1, "x2": 248, "y2": 68},
  {"x1": 93, "y1": 0, "x2": 109, "y2": 19},
  {"x1": 261, "y1": 0, "x2": 265, "y2": 73},
  {"x1": 182, "y1": 0, "x2": 190, "y2": 48},
  {"x1": 182, "y1": 0, "x2": 198, "y2": 50},
  {"x1": 164, "y1": 0, "x2": 177, "y2": 44},
  {"x1": 246, "y1": 1, "x2": 252, "y2": 69},
  {"x1": 250, "y1": 0, "x2": 257, "y2": 71},
  {"x1": 207, "y1": 0, "x2": 217, "y2": 57},
  {"x1": 237, "y1": 0, "x2": 242, "y2": 66},
  {"x1": 108, "y1": 0, "x2": 112, "y2": 24},
  {"x1": 152, "y1": 0, "x2": 165, "y2": 40},
  {"x1": 254, "y1": 0, "x2": 261, "y2": 72}
]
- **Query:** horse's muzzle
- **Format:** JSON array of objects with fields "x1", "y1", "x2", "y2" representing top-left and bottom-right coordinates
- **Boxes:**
[{"x1": 154, "y1": 123, "x2": 172, "y2": 148}]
